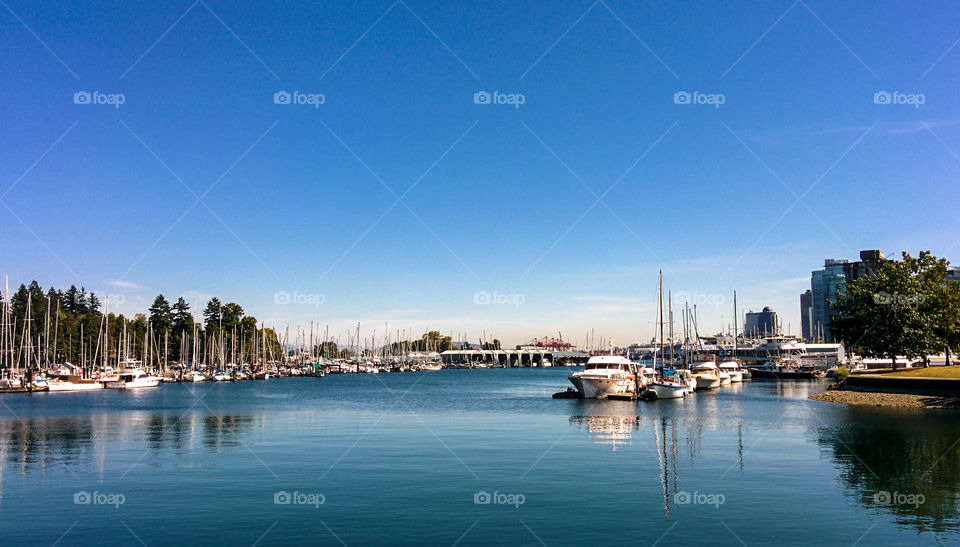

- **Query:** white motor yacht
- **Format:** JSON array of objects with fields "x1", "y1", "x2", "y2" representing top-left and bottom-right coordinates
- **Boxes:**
[
  {"x1": 104, "y1": 369, "x2": 160, "y2": 389},
  {"x1": 46, "y1": 374, "x2": 104, "y2": 392},
  {"x1": 718, "y1": 361, "x2": 744, "y2": 383},
  {"x1": 568, "y1": 356, "x2": 639, "y2": 399},
  {"x1": 692, "y1": 362, "x2": 721, "y2": 390}
]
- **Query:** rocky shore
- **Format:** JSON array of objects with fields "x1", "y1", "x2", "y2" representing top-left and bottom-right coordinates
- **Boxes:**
[{"x1": 810, "y1": 388, "x2": 960, "y2": 409}]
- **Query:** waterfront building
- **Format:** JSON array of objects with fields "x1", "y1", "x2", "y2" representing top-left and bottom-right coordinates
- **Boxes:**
[
  {"x1": 744, "y1": 306, "x2": 779, "y2": 338},
  {"x1": 806, "y1": 249, "x2": 886, "y2": 343},
  {"x1": 800, "y1": 290, "x2": 812, "y2": 341}
]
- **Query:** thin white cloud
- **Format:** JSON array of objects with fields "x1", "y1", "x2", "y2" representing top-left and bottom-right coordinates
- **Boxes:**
[{"x1": 105, "y1": 280, "x2": 140, "y2": 289}]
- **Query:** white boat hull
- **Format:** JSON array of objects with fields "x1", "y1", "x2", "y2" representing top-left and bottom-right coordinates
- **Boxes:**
[
  {"x1": 105, "y1": 378, "x2": 160, "y2": 389},
  {"x1": 572, "y1": 376, "x2": 634, "y2": 399},
  {"x1": 695, "y1": 376, "x2": 721, "y2": 390},
  {"x1": 649, "y1": 383, "x2": 686, "y2": 399},
  {"x1": 47, "y1": 381, "x2": 103, "y2": 392}
]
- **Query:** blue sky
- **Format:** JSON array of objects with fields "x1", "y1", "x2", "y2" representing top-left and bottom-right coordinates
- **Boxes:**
[{"x1": 2, "y1": 0, "x2": 959, "y2": 346}]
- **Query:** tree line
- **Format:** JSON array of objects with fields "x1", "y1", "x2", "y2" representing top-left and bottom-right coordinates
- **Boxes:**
[{"x1": 1, "y1": 281, "x2": 283, "y2": 368}]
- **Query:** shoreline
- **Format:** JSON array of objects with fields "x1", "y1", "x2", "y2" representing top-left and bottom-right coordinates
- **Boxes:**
[{"x1": 810, "y1": 388, "x2": 960, "y2": 409}]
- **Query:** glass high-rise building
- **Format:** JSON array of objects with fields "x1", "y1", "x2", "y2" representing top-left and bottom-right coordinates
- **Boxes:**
[{"x1": 806, "y1": 250, "x2": 885, "y2": 343}]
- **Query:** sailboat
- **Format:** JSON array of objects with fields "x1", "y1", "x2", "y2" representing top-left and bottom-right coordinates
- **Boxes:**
[{"x1": 648, "y1": 274, "x2": 688, "y2": 399}]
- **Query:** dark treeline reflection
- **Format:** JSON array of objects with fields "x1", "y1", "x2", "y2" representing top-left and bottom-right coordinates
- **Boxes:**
[
  {"x1": 817, "y1": 408, "x2": 960, "y2": 533},
  {"x1": 0, "y1": 413, "x2": 256, "y2": 474}
]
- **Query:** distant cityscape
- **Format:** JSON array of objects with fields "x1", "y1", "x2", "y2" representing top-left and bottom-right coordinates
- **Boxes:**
[{"x1": 800, "y1": 249, "x2": 960, "y2": 343}]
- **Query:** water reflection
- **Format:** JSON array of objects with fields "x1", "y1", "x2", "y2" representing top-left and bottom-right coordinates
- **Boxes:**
[
  {"x1": 0, "y1": 413, "x2": 256, "y2": 475},
  {"x1": 816, "y1": 408, "x2": 960, "y2": 533},
  {"x1": 569, "y1": 411, "x2": 728, "y2": 520}
]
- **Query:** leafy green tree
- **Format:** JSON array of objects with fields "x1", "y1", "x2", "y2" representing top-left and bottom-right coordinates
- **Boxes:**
[
  {"x1": 831, "y1": 252, "x2": 954, "y2": 369},
  {"x1": 221, "y1": 302, "x2": 244, "y2": 331}
]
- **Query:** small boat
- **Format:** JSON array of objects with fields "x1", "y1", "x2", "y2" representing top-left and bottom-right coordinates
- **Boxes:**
[
  {"x1": 184, "y1": 370, "x2": 206, "y2": 383},
  {"x1": 568, "y1": 356, "x2": 640, "y2": 399},
  {"x1": 421, "y1": 362, "x2": 442, "y2": 371},
  {"x1": 540, "y1": 359, "x2": 552, "y2": 367},
  {"x1": 692, "y1": 362, "x2": 721, "y2": 390},
  {"x1": 212, "y1": 371, "x2": 230, "y2": 382},
  {"x1": 719, "y1": 369, "x2": 732, "y2": 385},
  {"x1": 46, "y1": 375, "x2": 104, "y2": 392},
  {"x1": 718, "y1": 361, "x2": 744, "y2": 383},
  {"x1": 750, "y1": 359, "x2": 825, "y2": 379},
  {"x1": 104, "y1": 369, "x2": 161, "y2": 389},
  {"x1": 648, "y1": 368, "x2": 689, "y2": 399},
  {"x1": 253, "y1": 371, "x2": 270, "y2": 380}
]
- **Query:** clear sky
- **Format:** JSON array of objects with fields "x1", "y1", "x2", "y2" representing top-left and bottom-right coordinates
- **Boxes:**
[{"x1": 2, "y1": 0, "x2": 959, "y2": 347}]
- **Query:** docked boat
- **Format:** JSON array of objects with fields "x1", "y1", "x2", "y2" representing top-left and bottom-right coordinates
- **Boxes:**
[
  {"x1": 648, "y1": 370, "x2": 688, "y2": 399},
  {"x1": 750, "y1": 359, "x2": 826, "y2": 379},
  {"x1": 421, "y1": 362, "x2": 442, "y2": 371},
  {"x1": 104, "y1": 369, "x2": 161, "y2": 389},
  {"x1": 568, "y1": 356, "x2": 640, "y2": 399},
  {"x1": 719, "y1": 369, "x2": 732, "y2": 385},
  {"x1": 184, "y1": 370, "x2": 206, "y2": 382},
  {"x1": 692, "y1": 362, "x2": 721, "y2": 390},
  {"x1": 253, "y1": 371, "x2": 270, "y2": 380},
  {"x1": 718, "y1": 361, "x2": 743, "y2": 383},
  {"x1": 46, "y1": 375, "x2": 104, "y2": 392}
]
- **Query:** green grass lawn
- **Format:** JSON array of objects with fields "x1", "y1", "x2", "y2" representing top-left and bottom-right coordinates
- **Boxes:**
[{"x1": 883, "y1": 366, "x2": 960, "y2": 379}]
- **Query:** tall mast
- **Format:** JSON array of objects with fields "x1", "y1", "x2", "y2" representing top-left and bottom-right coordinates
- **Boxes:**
[
  {"x1": 658, "y1": 271, "x2": 665, "y2": 371},
  {"x1": 733, "y1": 291, "x2": 738, "y2": 360},
  {"x1": 668, "y1": 290, "x2": 674, "y2": 368}
]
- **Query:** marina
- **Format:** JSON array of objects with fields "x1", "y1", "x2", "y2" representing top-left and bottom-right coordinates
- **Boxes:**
[{"x1": 0, "y1": 368, "x2": 958, "y2": 545}]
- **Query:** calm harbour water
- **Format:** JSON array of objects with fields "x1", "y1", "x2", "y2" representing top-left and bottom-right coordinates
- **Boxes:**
[{"x1": 0, "y1": 368, "x2": 957, "y2": 546}]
